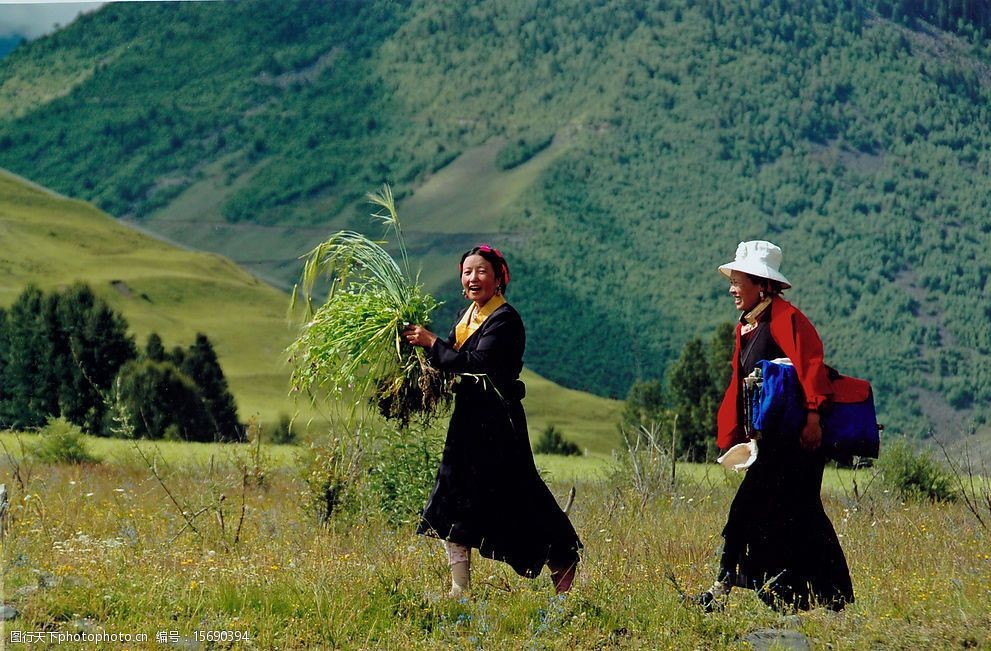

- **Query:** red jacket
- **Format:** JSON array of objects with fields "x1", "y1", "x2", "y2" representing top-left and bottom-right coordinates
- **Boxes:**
[{"x1": 716, "y1": 297, "x2": 833, "y2": 450}]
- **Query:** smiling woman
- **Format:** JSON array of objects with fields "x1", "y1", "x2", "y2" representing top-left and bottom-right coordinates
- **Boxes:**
[
  {"x1": 403, "y1": 245, "x2": 582, "y2": 598},
  {"x1": 693, "y1": 240, "x2": 854, "y2": 614}
]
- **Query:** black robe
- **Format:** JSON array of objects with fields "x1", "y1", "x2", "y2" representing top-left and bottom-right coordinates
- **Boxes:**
[
  {"x1": 720, "y1": 305, "x2": 854, "y2": 611},
  {"x1": 416, "y1": 303, "x2": 582, "y2": 577}
]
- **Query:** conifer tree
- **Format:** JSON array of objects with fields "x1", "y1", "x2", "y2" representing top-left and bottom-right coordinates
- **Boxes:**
[
  {"x1": 1, "y1": 286, "x2": 58, "y2": 429},
  {"x1": 115, "y1": 359, "x2": 213, "y2": 441},
  {"x1": 620, "y1": 379, "x2": 668, "y2": 445},
  {"x1": 665, "y1": 324, "x2": 738, "y2": 461},
  {"x1": 707, "y1": 322, "x2": 736, "y2": 393},
  {"x1": 145, "y1": 332, "x2": 166, "y2": 362},
  {"x1": 179, "y1": 333, "x2": 243, "y2": 442},
  {"x1": 53, "y1": 284, "x2": 137, "y2": 433},
  {"x1": 667, "y1": 338, "x2": 719, "y2": 461}
]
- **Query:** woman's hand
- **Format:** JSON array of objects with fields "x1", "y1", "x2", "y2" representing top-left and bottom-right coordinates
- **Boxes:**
[
  {"x1": 800, "y1": 411, "x2": 822, "y2": 452},
  {"x1": 403, "y1": 324, "x2": 438, "y2": 349}
]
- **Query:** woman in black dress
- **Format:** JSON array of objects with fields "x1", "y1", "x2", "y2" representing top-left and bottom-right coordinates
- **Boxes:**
[
  {"x1": 696, "y1": 240, "x2": 854, "y2": 612},
  {"x1": 403, "y1": 245, "x2": 581, "y2": 597}
]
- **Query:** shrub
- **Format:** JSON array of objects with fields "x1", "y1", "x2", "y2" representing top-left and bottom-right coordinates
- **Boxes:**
[
  {"x1": 367, "y1": 425, "x2": 443, "y2": 527},
  {"x1": 266, "y1": 413, "x2": 297, "y2": 445},
  {"x1": 32, "y1": 417, "x2": 99, "y2": 464},
  {"x1": 533, "y1": 424, "x2": 581, "y2": 456},
  {"x1": 297, "y1": 435, "x2": 363, "y2": 525},
  {"x1": 878, "y1": 438, "x2": 957, "y2": 502},
  {"x1": 611, "y1": 422, "x2": 675, "y2": 508}
]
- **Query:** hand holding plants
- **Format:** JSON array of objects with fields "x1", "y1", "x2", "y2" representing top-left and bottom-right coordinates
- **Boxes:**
[{"x1": 403, "y1": 324, "x2": 437, "y2": 349}]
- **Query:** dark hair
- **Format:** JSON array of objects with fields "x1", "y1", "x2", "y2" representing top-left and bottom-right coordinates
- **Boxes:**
[
  {"x1": 460, "y1": 245, "x2": 510, "y2": 294},
  {"x1": 745, "y1": 273, "x2": 785, "y2": 296}
]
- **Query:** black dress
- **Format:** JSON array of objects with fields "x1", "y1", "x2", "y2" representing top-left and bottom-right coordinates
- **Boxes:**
[
  {"x1": 720, "y1": 305, "x2": 854, "y2": 611},
  {"x1": 416, "y1": 303, "x2": 582, "y2": 577}
]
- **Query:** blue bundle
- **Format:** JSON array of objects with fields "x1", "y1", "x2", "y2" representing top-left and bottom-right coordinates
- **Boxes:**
[{"x1": 749, "y1": 359, "x2": 880, "y2": 460}]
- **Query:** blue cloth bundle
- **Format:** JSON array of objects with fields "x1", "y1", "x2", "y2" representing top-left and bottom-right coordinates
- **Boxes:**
[{"x1": 749, "y1": 359, "x2": 880, "y2": 460}]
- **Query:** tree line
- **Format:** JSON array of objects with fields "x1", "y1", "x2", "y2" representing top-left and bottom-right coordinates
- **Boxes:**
[
  {"x1": 621, "y1": 322, "x2": 735, "y2": 461},
  {"x1": 0, "y1": 284, "x2": 242, "y2": 442}
]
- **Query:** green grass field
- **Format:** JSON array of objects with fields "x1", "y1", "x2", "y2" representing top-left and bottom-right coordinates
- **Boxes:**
[
  {"x1": 1, "y1": 433, "x2": 987, "y2": 649},
  {"x1": 0, "y1": 430, "x2": 895, "y2": 500}
]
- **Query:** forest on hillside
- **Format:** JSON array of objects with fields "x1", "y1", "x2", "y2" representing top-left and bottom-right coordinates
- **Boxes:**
[{"x1": 2, "y1": 0, "x2": 991, "y2": 438}]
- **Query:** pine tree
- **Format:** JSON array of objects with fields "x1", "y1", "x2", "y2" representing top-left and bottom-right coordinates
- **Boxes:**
[
  {"x1": 179, "y1": 333, "x2": 243, "y2": 442},
  {"x1": 145, "y1": 332, "x2": 166, "y2": 362},
  {"x1": 1, "y1": 286, "x2": 58, "y2": 429},
  {"x1": 667, "y1": 338, "x2": 718, "y2": 461},
  {"x1": 52, "y1": 284, "x2": 137, "y2": 433},
  {"x1": 620, "y1": 379, "x2": 668, "y2": 445},
  {"x1": 115, "y1": 359, "x2": 214, "y2": 441},
  {"x1": 707, "y1": 322, "x2": 736, "y2": 393}
]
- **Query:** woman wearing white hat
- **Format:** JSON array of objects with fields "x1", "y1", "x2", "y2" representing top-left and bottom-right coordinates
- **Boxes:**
[{"x1": 694, "y1": 240, "x2": 853, "y2": 612}]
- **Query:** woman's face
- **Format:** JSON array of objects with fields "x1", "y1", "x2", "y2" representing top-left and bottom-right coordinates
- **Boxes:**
[
  {"x1": 461, "y1": 254, "x2": 499, "y2": 306},
  {"x1": 729, "y1": 270, "x2": 763, "y2": 312}
]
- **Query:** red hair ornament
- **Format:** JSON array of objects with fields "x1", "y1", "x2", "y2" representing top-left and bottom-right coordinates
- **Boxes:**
[{"x1": 459, "y1": 244, "x2": 510, "y2": 288}]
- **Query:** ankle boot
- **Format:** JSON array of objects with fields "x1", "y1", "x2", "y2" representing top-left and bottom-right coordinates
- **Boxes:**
[{"x1": 692, "y1": 579, "x2": 730, "y2": 612}]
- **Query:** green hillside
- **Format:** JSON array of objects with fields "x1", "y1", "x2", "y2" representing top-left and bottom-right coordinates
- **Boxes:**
[
  {"x1": 0, "y1": 167, "x2": 301, "y2": 429},
  {"x1": 2, "y1": 0, "x2": 991, "y2": 441},
  {"x1": 0, "y1": 168, "x2": 620, "y2": 451}
]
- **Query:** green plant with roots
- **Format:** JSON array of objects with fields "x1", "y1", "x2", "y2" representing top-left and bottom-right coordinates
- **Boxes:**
[{"x1": 288, "y1": 185, "x2": 451, "y2": 426}]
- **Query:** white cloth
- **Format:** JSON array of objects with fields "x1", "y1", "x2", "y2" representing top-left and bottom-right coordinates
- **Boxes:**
[{"x1": 717, "y1": 439, "x2": 759, "y2": 472}]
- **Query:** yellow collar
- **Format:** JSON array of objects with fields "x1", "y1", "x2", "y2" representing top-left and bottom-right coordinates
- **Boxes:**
[
  {"x1": 454, "y1": 294, "x2": 506, "y2": 350},
  {"x1": 740, "y1": 298, "x2": 772, "y2": 335}
]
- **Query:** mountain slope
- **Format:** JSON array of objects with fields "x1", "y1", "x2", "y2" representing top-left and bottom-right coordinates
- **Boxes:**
[
  {"x1": 0, "y1": 166, "x2": 299, "y2": 427},
  {"x1": 2, "y1": 0, "x2": 991, "y2": 439}
]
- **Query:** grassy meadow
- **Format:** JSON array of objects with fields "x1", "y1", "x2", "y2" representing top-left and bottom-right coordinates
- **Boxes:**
[{"x1": 0, "y1": 430, "x2": 988, "y2": 649}]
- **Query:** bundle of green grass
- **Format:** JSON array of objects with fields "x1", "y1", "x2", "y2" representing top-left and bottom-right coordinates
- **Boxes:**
[{"x1": 288, "y1": 186, "x2": 451, "y2": 426}]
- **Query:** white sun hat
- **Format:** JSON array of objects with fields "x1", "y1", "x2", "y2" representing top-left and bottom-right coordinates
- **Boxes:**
[{"x1": 718, "y1": 240, "x2": 792, "y2": 289}]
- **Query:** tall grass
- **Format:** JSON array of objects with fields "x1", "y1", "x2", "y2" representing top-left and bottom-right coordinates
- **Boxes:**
[{"x1": 1, "y1": 451, "x2": 988, "y2": 649}]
